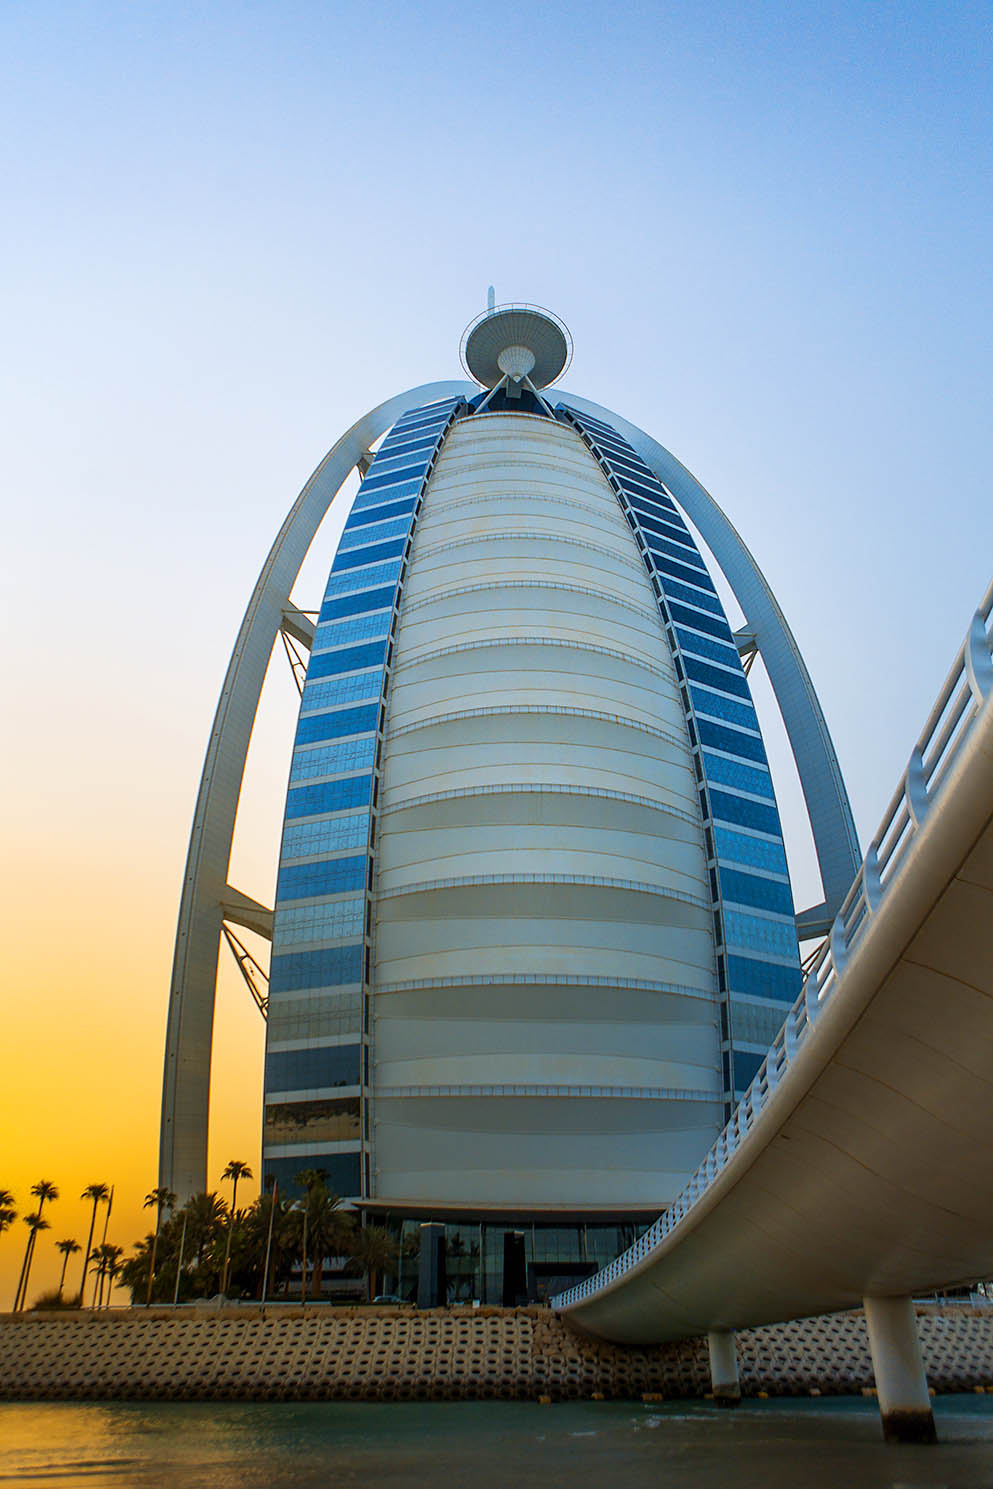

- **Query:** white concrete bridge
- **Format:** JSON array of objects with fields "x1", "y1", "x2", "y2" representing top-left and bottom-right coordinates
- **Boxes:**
[{"x1": 553, "y1": 577, "x2": 993, "y2": 1442}]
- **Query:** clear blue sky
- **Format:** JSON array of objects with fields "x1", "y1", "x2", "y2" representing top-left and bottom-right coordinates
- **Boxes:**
[{"x1": 2, "y1": 0, "x2": 992, "y2": 1128}]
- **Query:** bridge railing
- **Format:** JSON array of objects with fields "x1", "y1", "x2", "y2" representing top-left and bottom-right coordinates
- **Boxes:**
[{"x1": 553, "y1": 577, "x2": 993, "y2": 1311}]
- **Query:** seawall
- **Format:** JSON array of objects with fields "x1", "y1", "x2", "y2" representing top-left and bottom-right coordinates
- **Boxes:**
[{"x1": 1, "y1": 1305, "x2": 991, "y2": 1402}]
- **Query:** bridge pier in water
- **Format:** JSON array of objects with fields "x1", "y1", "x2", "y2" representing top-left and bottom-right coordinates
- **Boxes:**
[
  {"x1": 707, "y1": 1330, "x2": 740, "y2": 1407},
  {"x1": 864, "y1": 1296, "x2": 937, "y2": 1444}
]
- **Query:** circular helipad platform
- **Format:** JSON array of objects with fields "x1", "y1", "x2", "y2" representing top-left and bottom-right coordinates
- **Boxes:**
[{"x1": 460, "y1": 303, "x2": 573, "y2": 390}]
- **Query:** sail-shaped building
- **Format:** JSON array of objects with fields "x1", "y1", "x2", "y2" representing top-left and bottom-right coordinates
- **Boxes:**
[{"x1": 161, "y1": 303, "x2": 859, "y2": 1300}]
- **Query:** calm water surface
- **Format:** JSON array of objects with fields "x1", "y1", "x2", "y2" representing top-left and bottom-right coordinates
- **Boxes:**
[{"x1": 2, "y1": 1398, "x2": 993, "y2": 1488}]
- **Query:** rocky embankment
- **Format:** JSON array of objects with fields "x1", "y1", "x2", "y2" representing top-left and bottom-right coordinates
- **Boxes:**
[{"x1": 1, "y1": 1304, "x2": 991, "y2": 1401}]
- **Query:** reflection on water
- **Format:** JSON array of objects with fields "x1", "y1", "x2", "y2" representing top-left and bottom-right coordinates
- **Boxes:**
[{"x1": 1, "y1": 1398, "x2": 993, "y2": 1488}]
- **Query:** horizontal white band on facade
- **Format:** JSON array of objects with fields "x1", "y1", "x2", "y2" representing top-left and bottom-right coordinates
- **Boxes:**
[
  {"x1": 417, "y1": 530, "x2": 646, "y2": 573},
  {"x1": 268, "y1": 984, "x2": 363, "y2": 1005},
  {"x1": 378, "y1": 780, "x2": 702, "y2": 831},
  {"x1": 375, "y1": 1084, "x2": 720, "y2": 1102},
  {"x1": 718, "y1": 942, "x2": 801, "y2": 971},
  {"x1": 266, "y1": 1032, "x2": 363, "y2": 1051},
  {"x1": 264, "y1": 1085, "x2": 361, "y2": 1102},
  {"x1": 390, "y1": 634, "x2": 676, "y2": 685},
  {"x1": 424, "y1": 488, "x2": 619, "y2": 525},
  {"x1": 262, "y1": 1140, "x2": 362, "y2": 1157},
  {"x1": 400, "y1": 576, "x2": 669, "y2": 631},
  {"x1": 371, "y1": 971, "x2": 720, "y2": 1000},
  {"x1": 720, "y1": 898, "x2": 797, "y2": 927},
  {"x1": 387, "y1": 703, "x2": 685, "y2": 753},
  {"x1": 374, "y1": 871, "x2": 712, "y2": 913}
]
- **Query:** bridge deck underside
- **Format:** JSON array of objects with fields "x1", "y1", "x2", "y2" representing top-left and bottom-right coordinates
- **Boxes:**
[{"x1": 565, "y1": 737, "x2": 993, "y2": 1343}]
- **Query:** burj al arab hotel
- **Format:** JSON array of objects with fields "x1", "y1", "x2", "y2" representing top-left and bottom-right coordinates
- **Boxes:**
[{"x1": 160, "y1": 301, "x2": 860, "y2": 1300}]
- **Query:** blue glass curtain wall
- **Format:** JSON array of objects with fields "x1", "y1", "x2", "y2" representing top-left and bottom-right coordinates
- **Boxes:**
[
  {"x1": 559, "y1": 406, "x2": 802, "y2": 1111},
  {"x1": 263, "y1": 394, "x2": 467, "y2": 1197}
]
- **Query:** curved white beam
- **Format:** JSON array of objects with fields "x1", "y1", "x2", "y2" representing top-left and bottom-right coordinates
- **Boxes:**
[
  {"x1": 558, "y1": 393, "x2": 861, "y2": 919},
  {"x1": 159, "y1": 380, "x2": 475, "y2": 1200}
]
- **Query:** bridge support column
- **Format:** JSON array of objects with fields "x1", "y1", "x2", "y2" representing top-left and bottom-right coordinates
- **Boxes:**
[
  {"x1": 707, "y1": 1330, "x2": 740, "y2": 1407},
  {"x1": 864, "y1": 1296, "x2": 936, "y2": 1444}
]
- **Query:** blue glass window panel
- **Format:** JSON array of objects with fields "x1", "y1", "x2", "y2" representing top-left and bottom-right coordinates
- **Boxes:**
[
  {"x1": 719, "y1": 868, "x2": 794, "y2": 916},
  {"x1": 369, "y1": 447, "x2": 431, "y2": 475},
  {"x1": 332, "y1": 538, "x2": 406, "y2": 573},
  {"x1": 351, "y1": 478, "x2": 423, "y2": 511},
  {"x1": 616, "y1": 471, "x2": 675, "y2": 506},
  {"x1": 319, "y1": 585, "x2": 396, "y2": 623},
  {"x1": 713, "y1": 825, "x2": 789, "y2": 875},
  {"x1": 651, "y1": 554, "x2": 718, "y2": 596},
  {"x1": 301, "y1": 674, "x2": 381, "y2": 712},
  {"x1": 295, "y1": 704, "x2": 380, "y2": 746},
  {"x1": 667, "y1": 603, "x2": 734, "y2": 644},
  {"x1": 675, "y1": 629, "x2": 741, "y2": 668},
  {"x1": 603, "y1": 449, "x2": 655, "y2": 482},
  {"x1": 264, "y1": 1042, "x2": 361, "y2": 1092},
  {"x1": 635, "y1": 511, "x2": 696, "y2": 549},
  {"x1": 644, "y1": 534, "x2": 707, "y2": 571},
  {"x1": 732, "y1": 1049, "x2": 767, "y2": 1090},
  {"x1": 683, "y1": 656, "x2": 750, "y2": 699},
  {"x1": 359, "y1": 462, "x2": 427, "y2": 493},
  {"x1": 690, "y1": 686, "x2": 760, "y2": 730},
  {"x1": 281, "y1": 813, "x2": 370, "y2": 861},
  {"x1": 702, "y1": 751, "x2": 775, "y2": 799},
  {"x1": 339, "y1": 515, "x2": 412, "y2": 551},
  {"x1": 277, "y1": 854, "x2": 367, "y2": 902},
  {"x1": 658, "y1": 577, "x2": 724, "y2": 616},
  {"x1": 376, "y1": 432, "x2": 436, "y2": 458},
  {"x1": 345, "y1": 496, "x2": 417, "y2": 530},
  {"x1": 708, "y1": 787, "x2": 781, "y2": 835},
  {"x1": 393, "y1": 410, "x2": 451, "y2": 434},
  {"x1": 727, "y1": 955, "x2": 802, "y2": 1002},
  {"x1": 308, "y1": 640, "x2": 388, "y2": 680},
  {"x1": 724, "y1": 910, "x2": 799, "y2": 960},
  {"x1": 290, "y1": 735, "x2": 376, "y2": 784},
  {"x1": 697, "y1": 718, "x2": 764, "y2": 762},
  {"x1": 313, "y1": 613, "x2": 390, "y2": 651},
  {"x1": 274, "y1": 897, "x2": 365, "y2": 950},
  {"x1": 262, "y1": 1154, "x2": 361, "y2": 1200},
  {"x1": 628, "y1": 491, "x2": 681, "y2": 523},
  {"x1": 284, "y1": 776, "x2": 373, "y2": 821},
  {"x1": 270, "y1": 944, "x2": 364, "y2": 993},
  {"x1": 324, "y1": 559, "x2": 403, "y2": 599}
]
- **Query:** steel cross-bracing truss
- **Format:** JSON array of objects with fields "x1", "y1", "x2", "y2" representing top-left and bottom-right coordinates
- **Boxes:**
[{"x1": 160, "y1": 379, "x2": 860, "y2": 1200}]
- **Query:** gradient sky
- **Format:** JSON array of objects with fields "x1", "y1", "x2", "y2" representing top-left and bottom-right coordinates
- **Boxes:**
[{"x1": 2, "y1": 0, "x2": 991, "y2": 1306}]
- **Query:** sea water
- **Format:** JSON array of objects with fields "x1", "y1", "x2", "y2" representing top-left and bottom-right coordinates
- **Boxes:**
[{"x1": 2, "y1": 1397, "x2": 993, "y2": 1487}]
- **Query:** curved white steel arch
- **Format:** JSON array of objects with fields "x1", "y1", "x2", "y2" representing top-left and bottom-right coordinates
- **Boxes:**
[
  {"x1": 159, "y1": 380, "x2": 474, "y2": 1199},
  {"x1": 160, "y1": 377, "x2": 859, "y2": 1198},
  {"x1": 558, "y1": 393, "x2": 861, "y2": 923}
]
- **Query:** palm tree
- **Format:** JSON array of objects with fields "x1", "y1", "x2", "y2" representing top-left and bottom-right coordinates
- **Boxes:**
[
  {"x1": 79, "y1": 1183, "x2": 110, "y2": 1309},
  {"x1": 292, "y1": 1169, "x2": 328, "y2": 1303},
  {"x1": 96, "y1": 1243, "x2": 125, "y2": 1307},
  {"x1": 0, "y1": 1190, "x2": 16, "y2": 1244},
  {"x1": 142, "y1": 1187, "x2": 176, "y2": 1305},
  {"x1": 14, "y1": 1213, "x2": 50, "y2": 1310},
  {"x1": 14, "y1": 1182, "x2": 58, "y2": 1311},
  {"x1": 220, "y1": 1160, "x2": 253, "y2": 1296},
  {"x1": 350, "y1": 1225, "x2": 399, "y2": 1302},
  {"x1": 56, "y1": 1239, "x2": 81, "y2": 1297}
]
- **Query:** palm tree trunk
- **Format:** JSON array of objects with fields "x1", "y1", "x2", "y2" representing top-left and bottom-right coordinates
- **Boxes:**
[
  {"x1": 58, "y1": 1253, "x2": 70, "y2": 1296},
  {"x1": 80, "y1": 1203, "x2": 98, "y2": 1310},
  {"x1": 13, "y1": 1231, "x2": 34, "y2": 1311},
  {"x1": 301, "y1": 1207, "x2": 309, "y2": 1306},
  {"x1": 222, "y1": 1176, "x2": 239, "y2": 1296},
  {"x1": 146, "y1": 1225, "x2": 159, "y2": 1306}
]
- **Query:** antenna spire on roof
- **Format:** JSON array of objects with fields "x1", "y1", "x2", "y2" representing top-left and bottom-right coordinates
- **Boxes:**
[{"x1": 487, "y1": 286, "x2": 495, "y2": 312}]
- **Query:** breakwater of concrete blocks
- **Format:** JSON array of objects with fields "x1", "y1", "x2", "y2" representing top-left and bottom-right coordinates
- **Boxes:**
[{"x1": 1, "y1": 1305, "x2": 991, "y2": 1402}]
